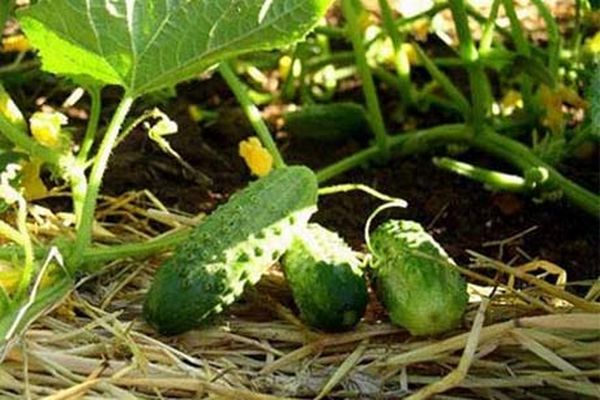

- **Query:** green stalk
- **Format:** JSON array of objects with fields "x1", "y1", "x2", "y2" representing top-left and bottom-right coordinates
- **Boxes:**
[
  {"x1": 0, "y1": 113, "x2": 62, "y2": 167},
  {"x1": 413, "y1": 44, "x2": 471, "y2": 117},
  {"x1": 14, "y1": 196, "x2": 34, "y2": 300},
  {"x1": 342, "y1": 0, "x2": 390, "y2": 158},
  {"x1": 219, "y1": 62, "x2": 286, "y2": 169},
  {"x1": 81, "y1": 228, "x2": 191, "y2": 267},
  {"x1": 317, "y1": 124, "x2": 600, "y2": 216},
  {"x1": 448, "y1": 0, "x2": 491, "y2": 130},
  {"x1": 317, "y1": 124, "x2": 470, "y2": 181},
  {"x1": 530, "y1": 0, "x2": 560, "y2": 79},
  {"x1": 433, "y1": 156, "x2": 529, "y2": 192},
  {"x1": 70, "y1": 87, "x2": 101, "y2": 224},
  {"x1": 378, "y1": 0, "x2": 412, "y2": 105},
  {"x1": 479, "y1": 0, "x2": 502, "y2": 54},
  {"x1": 77, "y1": 88, "x2": 102, "y2": 163},
  {"x1": 472, "y1": 129, "x2": 600, "y2": 216},
  {"x1": 502, "y1": 0, "x2": 534, "y2": 113},
  {"x1": 69, "y1": 95, "x2": 135, "y2": 271}
]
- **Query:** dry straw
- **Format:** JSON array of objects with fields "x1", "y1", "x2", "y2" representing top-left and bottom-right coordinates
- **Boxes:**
[{"x1": 0, "y1": 191, "x2": 598, "y2": 399}]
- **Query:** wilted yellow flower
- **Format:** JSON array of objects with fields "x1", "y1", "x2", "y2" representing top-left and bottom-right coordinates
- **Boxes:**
[
  {"x1": 239, "y1": 137, "x2": 273, "y2": 177},
  {"x1": 538, "y1": 84, "x2": 586, "y2": 135},
  {"x1": 501, "y1": 90, "x2": 524, "y2": 115},
  {"x1": 412, "y1": 18, "x2": 430, "y2": 42},
  {"x1": 20, "y1": 158, "x2": 48, "y2": 200},
  {"x1": 0, "y1": 85, "x2": 26, "y2": 131},
  {"x1": 1, "y1": 35, "x2": 31, "y2": 53},
  {"x1": 29, "y1": 111, "x2": 68, "y2": 149}
]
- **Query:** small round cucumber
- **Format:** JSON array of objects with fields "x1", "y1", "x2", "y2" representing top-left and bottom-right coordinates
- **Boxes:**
[
  {"x1": 370, "y1": 220, "x2": 468, "y2": 336},
  {"x1": 282, "y1": 223, "x2": 368, "y2": 331}
]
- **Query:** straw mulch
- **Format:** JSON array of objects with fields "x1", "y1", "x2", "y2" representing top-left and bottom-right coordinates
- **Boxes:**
[{"x1": 1, "y1": 191, "x2": 599, "y2": 399}]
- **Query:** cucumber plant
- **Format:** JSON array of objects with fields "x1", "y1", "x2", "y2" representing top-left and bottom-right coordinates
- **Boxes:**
[
  {"x1": 0, "y1": 0, "x2": 333, "y2": 348},
  {"x1": 284, "y1": 0, "x2": 599, "y2": 216}
]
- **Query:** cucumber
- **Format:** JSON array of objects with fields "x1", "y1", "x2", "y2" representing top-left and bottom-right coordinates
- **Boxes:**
[
  {"x1": 283, "y1": 102, "x2": 371, "y2": 142},
  {"x1": 144, "y1": 166, "x2": 318, "y2": 335},
  {"x1": 282, "y1": 223, "x2": 368, "y2": 331},
  {"x1": 370, "y1": 220, "x2": 468, "y2": 336}
]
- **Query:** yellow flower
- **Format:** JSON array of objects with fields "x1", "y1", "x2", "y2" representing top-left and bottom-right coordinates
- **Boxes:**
[
  {"x1": 501, "y1": 90, "x2": 523, "y2": 115},
  {"x1": 29, "y1": 111, "x2": 68, "y2": 149},
  {"x1": 20, "y1": 158, "x2": 48, "y2": 201},
  {"x1": 538, "y1": 84, "x2": 586, "y2": 135},
  {"x1": 239, "y1": 137, "x2": 273, "y2": 177},
  {"x1": 584, "y1": 31, "x2": 600, "y2": 55},
  {"x1": 1, "y1": 35, "x2": 31, "y2": 53}
]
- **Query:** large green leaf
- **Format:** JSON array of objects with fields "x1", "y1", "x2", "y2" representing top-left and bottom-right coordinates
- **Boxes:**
[{"x1": 18, "y1": 0, "x2": 332, "y2": 96}]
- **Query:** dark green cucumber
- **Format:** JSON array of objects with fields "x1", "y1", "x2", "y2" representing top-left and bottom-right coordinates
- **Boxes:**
[
  {"x1": 282, "y1": 223, "x2": 368, "y2": 331},
  {"x1": 284, "y1": 102, "x2": 371, "y2": 142},
  {"x1": 370, "y1": 220, "x2": 468, "y2": 336},
  {"x1": 144, "y1": 166, "x2": 318, "y2": 335}
]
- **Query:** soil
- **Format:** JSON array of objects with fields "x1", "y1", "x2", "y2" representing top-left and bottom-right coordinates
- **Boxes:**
[{"x1": 101, "y1": 76, "x2": 599, "y2": 289}]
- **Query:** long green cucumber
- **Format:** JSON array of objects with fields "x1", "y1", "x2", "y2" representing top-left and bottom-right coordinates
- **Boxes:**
[{"x1": 144, "y1": 166, "x2": 318, "y2": 335}]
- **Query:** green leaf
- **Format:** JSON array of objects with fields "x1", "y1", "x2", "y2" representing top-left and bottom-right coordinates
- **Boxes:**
[{"x1": 18, "y1": 0, "x2": 332, "y2": 96}]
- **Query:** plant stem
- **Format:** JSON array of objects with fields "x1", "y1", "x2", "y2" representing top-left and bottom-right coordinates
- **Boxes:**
[
  {"x1": 317, "y1": 124, "x2": 600, "y2": 216},
  {"x1": 342, "y1": 0, "x2": 390, "y2": 158},
  {"x1": 433, "y1": 157, "x2": 528, "y2": 192},
  {"x1": 82, "y1": 228, "x2": 191, "y2": 266},
  {"x1": 378, "y1": 0, "x2": 412, "y2": 105},
  {"x1": 530, "y1": 0, "x2": 560, "y2": 79},
  {"x1": 413, "y1": 44, "x2": 471, "y2": 117},
  {"x1": 448, "y1": 0, "x2": 490, "y2": 130},
  {"x1": 316, "y1": 124, "x2": 470, "y2": 181},
  {"x1": 502, "y1": 0, "x2": 534, "y2": 113},
  {"x1": 479, "y1": 0, "x2": 502, "y2": 54},
  {"x1": 219, "y1": 62, "x2": 286, "y2": 169},
  {"x1": 472, "y1": 129, "x2": 600, "y2": 216},
  {"x1": 69, "y1": 95, "x2": 135, "y2": 271},
  {"x1": 70, "y1": 88, "x2": 101, "y2": 224},
  {"x1": 77, "y1": 88, "x2": 102, "y2": 163},
  {"x1": 14, "y1": 197, "x2": 34, "y2": 301}
]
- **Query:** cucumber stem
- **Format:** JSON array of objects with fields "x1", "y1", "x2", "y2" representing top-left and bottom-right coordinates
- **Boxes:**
[
  {"x1": 433, "y1": 156, "x2": 529, "y2": 192},
  {"x1": 317, "y1": 124, "x2": 600, "y2": 216},
  {"x1": 448, "y1": 0, "x2": 491, "y2": 130},
  {"x1": 219, "y1": 62, "x2": 286, "y2": 169},
  {"x1": 76, "y1": 87, "x2": 102, "y2": 163},
  {"x1": 378, "y1": 0, "x2": 412, "y2": 105},
  {"x1": 502, "y1": 0, "x2": 535, "y2": 114},
  {"x1": 69, "y1": 95, "x2": 135, "y2": 271},
  {"x1": 342, "y1": 0, "x2": 390, "y2": 158}
]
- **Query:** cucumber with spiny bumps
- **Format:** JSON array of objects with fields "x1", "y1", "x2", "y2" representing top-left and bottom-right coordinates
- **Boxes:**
[
  {"x1": 282, "y1": 223, "x2": 368, "y2": 331},
  {"x1": 370, "y1": 220, "x2": 468, "y2": 336},
  {"x1": 144, "y1": 166, "x2": 318, "y2": 335}
]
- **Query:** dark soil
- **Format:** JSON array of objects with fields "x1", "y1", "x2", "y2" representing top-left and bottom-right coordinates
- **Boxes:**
[{"x1": 102, "y1": 76, "x2": 600, "y2": 288}]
